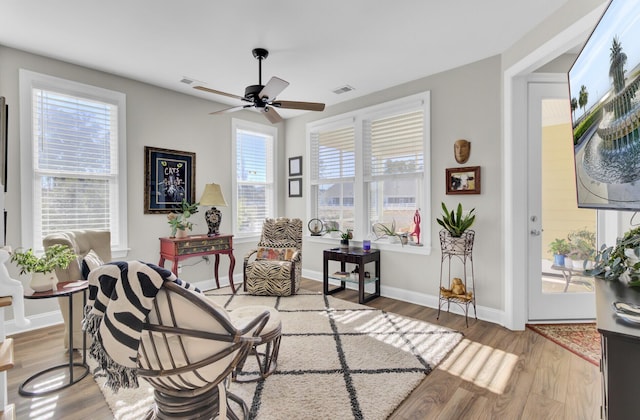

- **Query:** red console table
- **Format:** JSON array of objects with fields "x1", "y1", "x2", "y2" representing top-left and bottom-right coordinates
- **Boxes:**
[{"x1": 159, "y1": 234, "x2": 237, "y2": 292}]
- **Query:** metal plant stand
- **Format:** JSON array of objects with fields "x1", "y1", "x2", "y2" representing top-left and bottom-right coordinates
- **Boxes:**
[{"x1": 437, "y1": 229, "x2": 477, "y2": 327}]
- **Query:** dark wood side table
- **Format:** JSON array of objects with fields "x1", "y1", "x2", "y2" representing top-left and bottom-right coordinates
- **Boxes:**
[
  {"x1": 595, "y1": 278, "x2": 640, "y2": 419},
  {"x1": 159, "y1": 234, "x2": 237, "y2": 292},
  {"x1": 323, "y1": 247, "x2": 380, "y2": 304},
  {"x1": 19, "y1": 280, "x2": 89, "y2": 397}
]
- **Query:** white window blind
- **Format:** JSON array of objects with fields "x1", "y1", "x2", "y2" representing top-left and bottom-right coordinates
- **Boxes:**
[
  {"x1": 33, "y1": 89, "x2": 118, "y2": 240},
  {"x1": 364, "y1": 110, "x2": 424, "y2": 179},
  {"x1": 234, "y1": 122, "x2": 275, "y2": 237},
  {"x1": 311, "y1": 126, "x2": 355, "y2": 181},
  {"x1": 310, "y1": 126, "x2": 355, "y2": 231}
]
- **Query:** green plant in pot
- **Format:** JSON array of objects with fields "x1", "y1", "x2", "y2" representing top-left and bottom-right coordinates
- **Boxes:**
[
  {"x1": 548, "y1": 238, "x2": 571, "y2": 267},
  {"x1": 436, "y1": 202, "x2": 476, "y2": 253},
  {"x1": 372, "y1": 220, "x2": 405, "y2": 245},
  {"x1": 567, "y1": 228, "x2": 596, "y2": 269},
  {"x1": 167, "y1": 199, "x2": 199, "y2": 237},
  {"x1": 325, "y1": 227, "x2": 353, "y2": 249},
  {"x1": 11, "y1": 244, "x2": 77, "y2": 292},
  {"x1": 436, "y1": 202, "x2": 475, "y2": 237}
]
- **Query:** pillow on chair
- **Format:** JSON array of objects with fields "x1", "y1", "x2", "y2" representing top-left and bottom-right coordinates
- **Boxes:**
[
  {"x1": 256, "y1": 246, "x2": 297, "y2": 261},
  {"x1": 81, "y1": 249, "x2": 104, "y2": 279}
]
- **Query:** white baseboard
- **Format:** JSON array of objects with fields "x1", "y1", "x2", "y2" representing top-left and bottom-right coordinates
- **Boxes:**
[
  {"x1": 5, "y1": 310, "x2": 64, "y2": 336},
  {"x1": 302, "y1": 268, "x2": 506, "y2": 327}
]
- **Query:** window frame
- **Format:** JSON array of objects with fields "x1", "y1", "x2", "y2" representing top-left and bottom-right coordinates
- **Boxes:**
[
  {"x1": 307, "y1": 91, "x2": 431, "y2": 254},
  {"x1": 19, "y1": 69, "x2": 128, "y2": 256},
  {"x1": 231, "y1": 118, "x2": 277, "y2": 240}
]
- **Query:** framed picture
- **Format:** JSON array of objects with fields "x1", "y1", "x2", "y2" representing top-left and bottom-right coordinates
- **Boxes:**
[
  {"x1": 289, "y1": 178, "x2": 302, "y2": 197},
  {"x1": 289, "y1": 156, "x2": 302, "y2": 176},
  {"x1": 144, "y1": 146, "x2": 196, "y2": 214},
  {"x1": 446, "y1": 166, "x2": 481, "y2": 195}
]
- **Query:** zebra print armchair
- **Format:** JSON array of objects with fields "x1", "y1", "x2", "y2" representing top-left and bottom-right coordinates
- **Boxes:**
[{"x1": 243, "y1": 218, "x2": 302, "y2": 296}]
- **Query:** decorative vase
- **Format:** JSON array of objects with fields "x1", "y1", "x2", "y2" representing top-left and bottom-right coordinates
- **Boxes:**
[
  {"x1": 340, "y1": 239, "x2": 349, "y2": 250},
  {"x1": 30, "y1": 271, "x2": 57, "y2": 292},
  {"x1": 175, "y1": 229, "x2": 189, "y2": 239}
]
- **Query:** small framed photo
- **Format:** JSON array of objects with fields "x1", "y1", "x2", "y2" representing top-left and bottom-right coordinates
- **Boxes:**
[
  {"x1": 144, "y1": 146, "x2": 196, "y2": 213},
  {"x1": 446, "y1": 166, "x2": 481, "y2": 195},
  {"x1": 289, "y1": 177, "x2": 302, "y2": 197},
  {"x1": 289, "y1": 156, "x2": 302, "y2": 176}
]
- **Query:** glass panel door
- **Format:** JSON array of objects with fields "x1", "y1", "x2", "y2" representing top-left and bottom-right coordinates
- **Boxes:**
[{"x1": 528, "y1": 82, "x2": 596, "y2": 321}]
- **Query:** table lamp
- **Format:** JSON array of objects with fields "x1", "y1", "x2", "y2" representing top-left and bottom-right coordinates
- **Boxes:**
[{"x1": 199, "y1": 183, "x2": 228, "y2": 236}]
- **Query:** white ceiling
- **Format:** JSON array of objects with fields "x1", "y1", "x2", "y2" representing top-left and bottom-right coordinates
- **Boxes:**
[{"x1": 1, "y1": 1, "x2": 569, "y2": 119}]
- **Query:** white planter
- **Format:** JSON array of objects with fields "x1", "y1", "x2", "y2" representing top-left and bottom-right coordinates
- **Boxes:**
[
  {"x1": 30, "y1": 271, "x2": 57, "y2": 292},
  {"x1": 572, "y1": 259, "x2": 585, "y2": 270}
]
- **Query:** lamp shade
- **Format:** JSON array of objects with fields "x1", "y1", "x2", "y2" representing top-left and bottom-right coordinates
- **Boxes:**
[{"x1": 199, "y1": 183, "x2": 228, "y2": 207}]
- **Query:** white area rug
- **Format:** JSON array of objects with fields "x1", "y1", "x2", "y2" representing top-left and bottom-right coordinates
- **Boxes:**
[{"x1": 90, "y1": 288, "x2": 463, "y2": 419}]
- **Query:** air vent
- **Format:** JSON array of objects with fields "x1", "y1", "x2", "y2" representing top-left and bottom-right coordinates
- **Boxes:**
[{"x1": 332, "y1": 85, "x2": 355, "y2": 95}]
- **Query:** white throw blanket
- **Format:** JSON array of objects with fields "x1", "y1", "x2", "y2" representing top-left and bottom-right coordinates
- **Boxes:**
[{"x1": 83, "y1": 261, "x2": 201, "y2": 392}]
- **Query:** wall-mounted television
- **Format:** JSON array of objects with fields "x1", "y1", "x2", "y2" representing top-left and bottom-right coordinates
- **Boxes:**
[{"x1": 569, "y1": 0, "x2": 640, "y2": 210}]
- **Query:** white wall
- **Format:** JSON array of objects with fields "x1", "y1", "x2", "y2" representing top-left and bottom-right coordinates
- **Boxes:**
[
  {"x1": 0, "y1": 45, "x2": 286, "y2": 323},
  {"x1": 285, "y1": 56, "x2": 505, "y2": 321}
]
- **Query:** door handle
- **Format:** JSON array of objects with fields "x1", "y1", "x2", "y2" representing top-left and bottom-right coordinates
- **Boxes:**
[{"x1": 530, "y1": 229, "x2": 541, "y2": 236}]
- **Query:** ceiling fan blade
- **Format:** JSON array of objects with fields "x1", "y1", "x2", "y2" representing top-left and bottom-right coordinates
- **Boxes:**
[
  {"x1": 194, "y1": 85, "x2": 246, "y2": 101},
  {"x1": 209, "y1": 105, "x2": 249, "y2": 115},
  {"x1": 262, "y1": 106, "x2": 283, "y2": 124},
  {"x1": 273, "y1": 100, "x2": 325, "y2": 111},
  {"x1": 259, "y1": 77, "x2": 289, "y2": 100}
]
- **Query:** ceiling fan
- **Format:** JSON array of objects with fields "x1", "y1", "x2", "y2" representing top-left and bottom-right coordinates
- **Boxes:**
[{"x1": 194, "y1": 48, "x2": 326, "y2": 124}]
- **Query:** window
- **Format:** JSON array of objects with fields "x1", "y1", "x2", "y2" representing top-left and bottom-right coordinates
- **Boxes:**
[
  {"x1": 310, "y1": 124, "x2": 355, "y2": 232},
  {"x1": 19, "y1": 70, "x2": 127, "y2": 253},
  {"x1": 308, "y1": 92, "x2": 430, "y2": 251},
  {"x1": 232, "y1": 119, "x2": 276, "y2": 238}
]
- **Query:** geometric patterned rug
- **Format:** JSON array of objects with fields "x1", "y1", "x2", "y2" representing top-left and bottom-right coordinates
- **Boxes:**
[
  {"x1": 526, "y1": 323, "x2": 600, "y2": 367},
  {"x1": 91, "y1": 287, "x2": 464, "y2": 419}
]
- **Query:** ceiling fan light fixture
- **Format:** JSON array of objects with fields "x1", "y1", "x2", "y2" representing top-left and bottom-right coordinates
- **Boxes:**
[{"x1": 194, "y1": 48, "x2": 325, "y2": 124}]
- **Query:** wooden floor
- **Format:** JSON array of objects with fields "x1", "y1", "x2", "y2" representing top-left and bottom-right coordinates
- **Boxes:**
[{"x1": 4, "y1": 278, "x2": 600, "y2": 419}]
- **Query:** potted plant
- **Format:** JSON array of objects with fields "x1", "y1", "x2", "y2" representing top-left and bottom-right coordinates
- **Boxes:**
[
  {"x1": 436, "y1": 202, "x2": 475, "y2": 253},
  {"x1": 548, "y1": 238, "x2": 571, "y2": 267},
  {"x1": 436, "y1": 202, "x2": 475, "y2": 237},
  {"x1": 372, "y1": 220, "x2": 405, "y2": 245},
  {"x1": 167, "y1": 199, "x2": 199, "y2": 238},
  {"x1": 567, "y1": 228, "x2": 596, "y2": 269},
  {"x1": 325, "y1": 227, "x2": 353, "y2": 249},
  {"x1": 11, "y1": 244, "x2": 77, "y2": 292},
  {"x1": 588, "y1": 226, "x2": 640, "y2": 286}
]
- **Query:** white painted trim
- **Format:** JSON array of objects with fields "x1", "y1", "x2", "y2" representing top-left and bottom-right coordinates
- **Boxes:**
[
  {"x1": 5, "y1": 310, "x2": 64, "y2": 336},
  {"x1": 502, "y1": 6, "x2": 607, "y2": 330}
]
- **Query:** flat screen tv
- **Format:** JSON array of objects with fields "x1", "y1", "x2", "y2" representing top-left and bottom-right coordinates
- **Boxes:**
[{"x1": 568, "y1": 0, "x2": 640, "y2": 210}]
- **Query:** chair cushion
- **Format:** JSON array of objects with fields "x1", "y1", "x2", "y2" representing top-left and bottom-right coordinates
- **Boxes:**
[
  {"x1": 81, "y1": 249, "x2": 104, "y2": 279},
  {"x1": 229, "y1": 305, "x2": 281, "y2": 337},
  {"x1": 256, "y1": 246, "x2": 297, "y2": 261}
]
